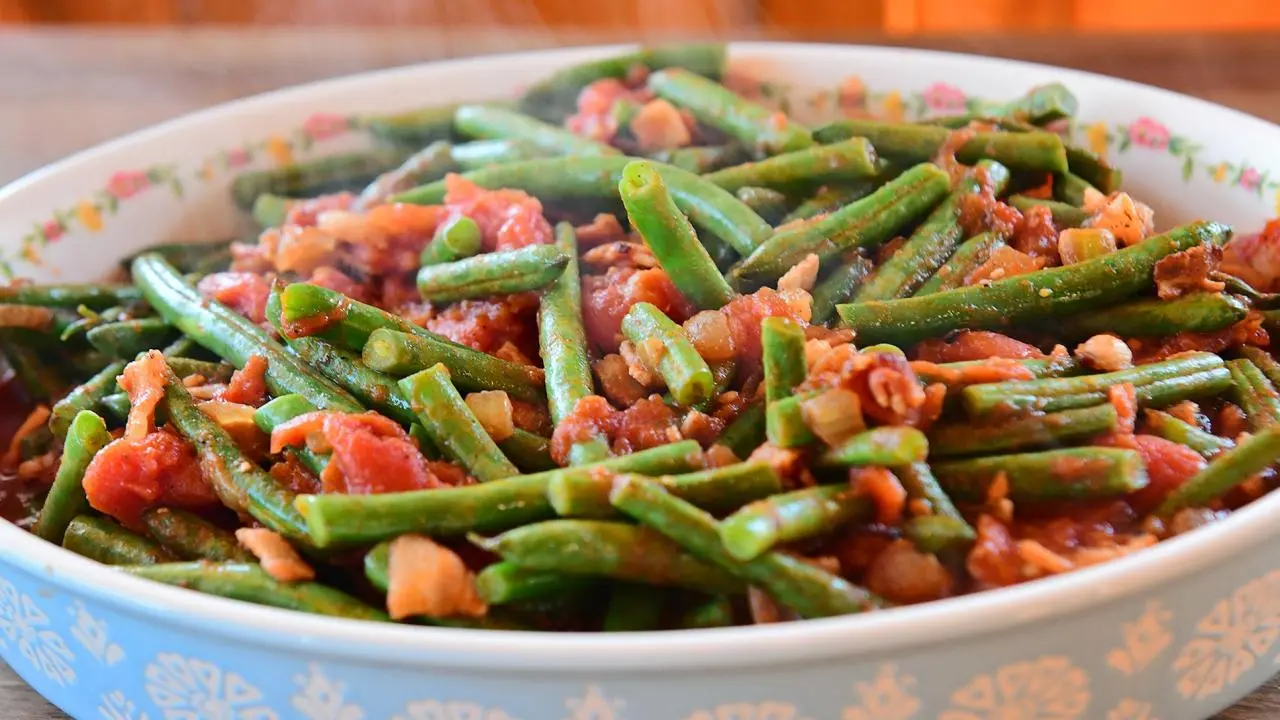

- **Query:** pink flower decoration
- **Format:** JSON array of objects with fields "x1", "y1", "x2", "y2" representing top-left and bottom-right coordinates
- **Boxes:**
[
  {"x1": 922, "y1": 82, "x2": 967, "y2": 113},
  {"x1": 302, "y1": 112, "x2": 350, "y2": 141},
  {"x1": 105, "y1": 170, "x2": 150, "y2": 200},
  {"x1": 1128, "y1": 117, "x2": 1170, "y2": 149},
  {"x1": 226, "y1": 148, "x2": 251, "y2": 168},
  {"x1": 1239, "y1": 166, "x2": 1263, "y2": 191},
  {"x1": 42, "y1": 219, "x2": 64, "y2": 242}
]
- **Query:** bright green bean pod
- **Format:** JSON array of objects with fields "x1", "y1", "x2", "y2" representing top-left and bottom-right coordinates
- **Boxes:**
[
  {"x1": 782, "y1": 183, "x2": 879, "y2": 224},
  {"x1": 497, "y1": 430, "x2": 557, "y2": 474},
  {"x1": 362, "y1": 327, "x2": 545, "y2": 404},
  {"x1": 399, "y1": 364, "x2": 519, "y2": 482},
  {"x1": 356, "y1": 140, "x2": 459, "y2": 209},
  {"x1": 1052, "y1": 293, "x2": 1249, "y2": 341},
  {"x1": 1239, "y1": 346, "x2": 1280, "y2": 391},
  {"x1": 895, "y1": 462, "x2": 974, "y2": 554},
  {"x1": 1156, "y1": 426, "x2": 1280, "y2": 515},
  {"x1": 731, "y1": 163, "x2": 951, "y2": 288},
  {"x1": 652, "y1": 144, "x2": 750, "y2": 174},
  {"x1": 929, "y1": 404, "x2": 1118, "y2": 458},
  {"x1": 296, "y1": 440, "x2": 702, "y2": 547},
  {"x1": 85, "y1": 318, "x2": 178, "y2": 359},
  {"x1": 762, "y1": 317, "x2": 806, "y2": 404},
  {"x1": 123, "y1": 562, "x2": 388, "y2": 621},
  {"x1": 814, "y1": 120, "x2": 1068, "y2": 174},
  {"x1": 703, "y1": 138, "x2": 880, "y2": 192},
  {"x1": 765, "y1": 392, "x2": 817, "y2": 449},
  {"x1": 419, "y1": 215, "x2": 483, "y2": 267},
  {"x1": 714, "y1": 401, "x2": 766, "y2": 460},
  {"x1": 818, "y1": 426, "x2": 930, "y2": 467},
  {"x1": 97, "y1": 392, "x2": 130, "y2": 422},
  {"x1": 547, "y1": 460, "x2": 781, "y2": 519},
  {"x1": 620, "y1": 160, "x2": 736, "y2": 310},
  {"x1": 933, "y1": 447, "x2": 1148, "y2": 502},
  {"x1": 719, "y1": 484, "x2": 873, "y2": 561},
  {"x1": 1143, "y1": 410, "x2": 1235, "y2": 459},
  {"x1": 1055, "y1": 172, "x2": 1096, "y2": 207},
  {"x1": 473, "y1": 519, "x2": 744, "y2": 594},
  {"x1": 475, "y1": 561, "x2": 599, "y2": 605},
  {"x1": 360, "y1": 103, "x2": 459, "y2": 148},
  {"x1": 451, "y1": 139, "x2": 552, "y2": 169},
  {"x1": 230, "y1": 148, "x2": 408, "y2": 210},
  {"x1": 620, "y1": 302, "x2": 714, "y2": 406},
  {"x1": 166, "y1": 357, "x2": 235, "y2": 383},
  {"x1": 678, "y1": 595, "x2": 736, "y2": 629},
  {"x1": 33, "y1": 411, "x2": 112, "y2": 544},
  {"x1": 63, "y1": 515, "x2": 174, "y2": 565},
  {"x1": 0, "y1": 283, "x2": 141, "y2": 309},
  {"x1": 288, "y1": 337, "x2": 417, "y2": 426},
  {"x1": 140, "y1": 507, "x2": 254, "y2": 563},
  {"x1": 252, "y1": 193, "x2": 296, "y2": 228},
  {"x1": 1008, "y1": 195, "x2": 1091, "y2": 227},
  {"x1": 1227, "y1": 358, "x2": 1280, "y2": 430},
  {"x1": 454, "y1": 104, "x2": 619, "y2": 156},
  {"x1": 810, "y1": 255, "x2": 875, "y2": 325},
  {"x1": 49, "y1": 360, "x2": 126, "y2": 439},
  {"x1": 649, "y1": 68, "x2": 812, "y2": 156},
  {"x1": 912, "y1": 232, "x2": 1006, "y2": 296},
  {"x1": 253, "y1": 393, "x2": 328, "y2": 477},
  {"x1": 839, "y1": 221, "x2": 1233, "y2": 345},
  {"x1": 734, "y1": 187, "x2": 790, "y2": 225},
  {"x1": 415, "y1": 244, "x2": 570, "y2": 303},
  {"x1": 610, "y1": 476, "x2": 884, "y2": 618}
]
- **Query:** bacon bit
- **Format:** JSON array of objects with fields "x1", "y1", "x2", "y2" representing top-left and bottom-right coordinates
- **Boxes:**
[
  {"x1": 1110, "y1": 383, "x2": 1139, "y2": 436},
  {"x1": 273, "y1": 225, "x2": 338, "y2": 275},
  {"x1": 1011, "y1": 206, "x2": 1060, "y2": 265},
  {"x1": 630, "y1": 99, "x2": 693, "y2": 152},
  {"x1": 181, "y1": 374, "x2": 207, "y2": 388},
  {"x1": 680, "y1": 410, "x2": 724, "y2": 448},
  {"x1": 510, "y1": 399, "x2": 552, "y2": 437},
  {"x1": 187, "y1": 384, "x2": 227, "y2": 401},
  {"x1": 1216, "y1": 403, "x2": 1249, "y2": 441},
  {"x1": 988, "y1": 470, "x2": 1010, "y2": 504},
  {"x1": 2, "y1": 405, "x2": 51, "y2": 470},
  {"x1": 592, "y1": 354, "x2": 648, "y2": 407},
  {"x1": 1017, "y1": 539, "x2": 1074, "y2": 575},
  {"x1": 582, "y1": 266, "x2": 692, "y2": 354},
  {"x1": 831, "y1": 526, "x2": 896, "y2": 575},
  {"x1": 1070, "y1": 533, "x2": 1158, "y2": 568},
  {"x1": 850, "y1": 466, "x2": 906, "y2": 525},
  {"x1": 119, "y1": 350, "x2": 171, "y2": 440},
  {"x1": 574, "y1": 213, "x2": 627, "y2": 248},
  {"x1": 1076, "y1": 334, "x2": 1133, "y2": 372},
  {"x1": 423, "y1": 293, "x2": 540, "y2": 358},
  {"x1": 283, "y1": 192, "x2": 355, "y2": 227},
  {"x1": 618, "y1": 341, "x2": 661, "y2": 389},
  {"x1": 444, "y1": 175, "x2": 553, "y2": 251},
  {"x1": 913, "y1": 330, "x2": 1045, "y2": 363},
  {"x1": 1153, "y1": 243, "x2": 1226, "y2": 300},
  {"x1": 218, "y1": 355, "x2": 269, "y2": 407},
  {"x1": 270, "y1": 456, "x2": 321, "y2": 495},
  {"x1": 17, "y1": 452, "x2": 57, "y2": 482},
  {"x1": 82, "y1": 430, "x2": 216, "y2": 529},
  {"x1": 386, "y1": 534, "x2": 487, "y2": 620},
  {"x1": 910, "y1": 358, "x2": 1036, "y2": 387},
  {"x1": 777, "y1": 253, "x2": 820, "y2": 293},
  {"x1": 965, "y1": 245, "x2": 1046, "y2": 285},
  {"x1": 967, "y1": 514, "x2": 1022, "y2": 588},
  {"x1": 197, "y1": 272, "x2": 271, "y2": 325},
  {"x1": 866, "y1": 539, "x2": 954, "y2": 604},
  {"x1": 1130, "y1": 312, "x2": 1269, "y2": 363},
  {"x1": 235, "y1": 528, "x2": 315, "y2": 582},
  {"x1": 580, "y1": 241, "x2": 658, "y2": 271},
  {"x1": 703, "y1": 443, "x2": 740, "y2": 468},
  {"x1": 0, "y1": 305, "x2": 54, "y2": 331},
  {"x1": 1222, "y1": 218, "x2": 1280, "y2": 292}
]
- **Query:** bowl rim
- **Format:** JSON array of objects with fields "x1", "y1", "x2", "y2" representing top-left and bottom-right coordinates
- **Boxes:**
[{"x1": 4, "y1": 39, "x2": 1280, "y2": 673}]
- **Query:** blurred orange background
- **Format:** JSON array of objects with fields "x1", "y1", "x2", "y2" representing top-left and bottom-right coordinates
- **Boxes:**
[{"x1": 1, "y1": 0, "x2": 1278, "y2": 34}]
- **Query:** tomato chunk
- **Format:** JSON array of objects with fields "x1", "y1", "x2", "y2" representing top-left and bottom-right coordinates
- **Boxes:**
[{"x1": 82, "y1": 431, "x2": 216, "y2": 529}]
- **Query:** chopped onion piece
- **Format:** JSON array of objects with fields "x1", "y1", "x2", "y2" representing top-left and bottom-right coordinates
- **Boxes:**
[
  {"x1": 464, "y1": 390, "x2": 515, "y2": 442},
  {"x1": 800, "y1": 388, "x2": 866, "y2": 446},
  {"x1": 684, "y1": 310, "x2": 735, "y2": 362}
]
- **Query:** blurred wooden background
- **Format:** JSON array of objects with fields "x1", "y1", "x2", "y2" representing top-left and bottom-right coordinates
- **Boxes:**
[{"x1": 1, "y1": 0, "x2": 1278, "y2": 34}]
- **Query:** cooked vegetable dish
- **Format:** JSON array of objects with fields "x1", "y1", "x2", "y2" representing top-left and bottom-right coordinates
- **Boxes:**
[{"x1": 3, "y1": 43, "x2": 1280, "y2": 630}]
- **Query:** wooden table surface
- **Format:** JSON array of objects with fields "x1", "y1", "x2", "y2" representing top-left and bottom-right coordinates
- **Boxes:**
[{"x1": 2, "y1": 26, "x2": 1279, "y2": 719}]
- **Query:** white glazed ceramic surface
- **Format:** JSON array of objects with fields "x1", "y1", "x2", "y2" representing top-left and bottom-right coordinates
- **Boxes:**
[{"x1": 2, "y1": 43, "x2": 1279, "y2": 720}]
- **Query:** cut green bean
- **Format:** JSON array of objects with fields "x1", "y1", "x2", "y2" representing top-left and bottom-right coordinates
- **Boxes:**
[
  {"x1": 362, "y1": 327, "x2": 545, "y2": 404},
  {"x1": 933, "y1": 447, "x2": 1148, "y2": 502},
  {"x1": 649, "y1": 68, "x2": 811, "y2": 156},
  {"x1": 621, "y1": 302, "x2": 714, "y2": 406},
  {"x1": 678, "y1": 595, "x2": 736, "y2": 629},
  {"x1": 49, "y1": 360, "x2": 125, "y2": 439},
  {"x1": 765, "y1": 392, "x2": 818, "y2": 449},
  {"x1": 819, "y1": 426, "x2": 930, "y2": 467},
  {"x1": 356, "y1": 140, "x2": 460, "y2": 209},
  {"x1": 734, "y1": 187, "x2": 790, "y2": 225},
  {"x1": 1055, "y1": 172, "x2": 1096, "y2": 207},
  {"x1": 762, "y1": 317, "x2": 806, "y2": 404},
  {"x1": 720, "y1": 484, "x2": 873, "y2": 560},
  {"x1": 251, "y1": 193, "x2": 296, "y2": 228},
  {"x1": 1009, "y1": 195, "x2": 1091, "y2": 228},
  {"x1": 810, "y1": 255, "x2": 874, "y2": 325},
  {"x1": 416, "y1": 244, "x2": 569, "y2": 303},
  {"x1": 231, "y1": 148, "x2": 408, "y2": 210},
  {"x1": 714, "y1": 401, "x2": 766, "y2": 460},
  {"x1": 85, "y1": 318, "x2": 178, "y2": 359},
  {"x1": 253, "y1": 393, "x2": 327, "y2": 476},
  {"x1": 895, "y1": 462, "x2": 974, "y2": 554},
  {"x1": 1239, "y1": 346, "x2": 1280, "y2": 391},
  {"x1": 33, "y1": 411, "x2": 112, "y2": 544},
  {"x1": 547, "y1": 460, "x2": 781, "y2": 519},
  {"x1": 782, "y1": 184, "x2": 878, "y2": 224},
  {"x1": 455, "y1": 104, "x2": 619, "y2": 156},
  {"x1": 929, "y1": 404, "x2": 1118, "y2": 458},
  {"x1": 419, "y1": 215, "x2": 483, "y2": 267},
  {"x1": 603, "y1": 583, "x2": 666, "y2": 631},
  {"x1": 451, "y1": 139, "x2": 552, "y2": 169},
  {"x1": 1227, "y1": 358, "x2": 1280, "y2": 430},
  {"x1": 140, "y1": 507, "x2": 254, "y2": 563},
  {"x1": 475, "y1": 562, "x2": 599, "y2": 605},
  {"x1": 288, "y1": 337, "x2": 417, "y2": 426},
  {"x1": 814, "y1": 119, "x2": 1068, "y2": 174},
  {"x1": 361, "y1": 104, "x2": 459, "y2": 148},
  {"x1": 703, "y1": 138, "x2": 880, "y2": 192},
  {"x1": 400, "y1": 364, "x2": 519, "y2": 482},
  {"x1": 497, "y1": 430, "x2": 557, "y2": 474},
  {"x1": 63, "y1": 515, "x2": 175, "y2": 565},
  {"x1": 1156, "y1": 426, "x2": 1280, "y2": 515},
  {"x1": 0, "y1": 283, "x2": 141, "y2": 309},
  {"x1": 652, "y1": 144, "x2": 750, "y2": 174},
  {"x1": 912, "y1": 231, "x2": 1006, "y2": 296},
  {"x1": 1143, "y1": 410, "x2": 1235, "y2": 459},
  {"x1": 1052, "y1": 293, "x2": 1249, "y2": 341}
]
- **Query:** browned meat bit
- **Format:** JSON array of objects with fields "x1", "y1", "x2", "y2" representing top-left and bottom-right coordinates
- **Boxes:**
[
  {"x1": 849, "y1": 466, "x2": 906, "y2": 525},
  {"x1": 680, "y1": 410, "x2": 725, "y2": 448},
  {"x1": 236, "y1": 528, "x2": 315, "y2": 582},
  {"x1": 865, "y1": 539, "x2": 954, "y2": 604},
  {"x1": 593, "y1": 354, "x2": 649, "y2": 407},
  {"x1": 574, "y1": 213, "x2": 627, "y2": 248},
  {"x1": 967, "y1": 514, "x2": 1022, "y2": 589},
  {"x1": 1010, "y1": 205, "x2": 1060, "y2": 265},
  {"x1": 580, "y1": 241, "x2": 658, "y2": 272},
  {"x1": 965, "y1": 246, "x2": 1045, "y2": 286},
  {"x1": 958, "y1": 184, "x2": 1022, "y2": 239},
  {"x1": 1129, "y1": 312, "x2": 1268, "y2": 363},
  {"x1": 1153, "y1": 243, "x2": 1226, "y2": 300}
]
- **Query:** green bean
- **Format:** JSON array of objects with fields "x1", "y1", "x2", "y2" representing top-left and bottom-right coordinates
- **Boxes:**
[
  {"x1": 762, "y1": 317, "x2": 806, "y2": 404},
  {"x1": 296, "y1": 440, "x2": 702, "y2": 547},
  {"x1": 454, "y1": 104, "x2": 619, "y2": 156},
  {"x1": 2, "y1": 343, "x2": 62, "y2": 400},
  {"x1": 63, "y1": 515, "x2": 175, "y2": 565},
  {"x1": 964, "y1": 352, "x2": 1227, "y2": 417},
  {"x1": 497, "y1": 430, "x2": 557, "y2": 474},
  {"x1": 720, "y1": 484, "x2": 873, "y2": 561},
  {"x1": 230, "y1": 148, "x2": 408, "y2": 210},
  {"x1": 419, "y1": 215, "x2": 482, "y2": 267},
  {"x1": 140, "y1": 508, "x2": 254, "y2": 562},
  {"x1": 1143, "y1": 410, "x2": 1235, "y2": 459},
  {"x1": 814, "y1": 120, "x2": 1068, "y2": 174},
  {"x1": 714, "y1": 401, "x2": 766, "y2": 460},
  {"x1": 123, "y1": 562, "x2": 388, "y2": 621},
  {"x1": 810, "y1": 255, "x2": 874, "y2": 325},
  {"x1": 33, "y1": 411, "x2": 112, "y2": 544},
  {"x1": 160, "y1": 335, "x2": 199, "y2": 359},
  {"x1": 1156, "y1": 426, "x2": 1280, "y2": 515},
  {"x1": 652, "y1": 144, "x2": 750, "y2": 174},
  {"x1": 838, "y1": 221, "x2": 1233, "y2": 346},
  {"x1": 355, "y1": 140, "x2": 459, "y2": 210},
  {"x1": 1227, "y1": 358, "x2": 1280, "y2": 430},
  {"x1": 49, "y1": 361, "x2": 125, "y2": 439},
  {"x1": 251, "y1": 193, "x2": 296, "y2": 228},
  {"x1": 475, "y1": 562, "x2": 599, "y2": 605},
  {"x1": 621, "y1": 302, "x2": 713, "y2": 406},
  {"x1": 393, "y1": 156, "x2": 773, "y2": 256},
  {"x1": 933, "y1": 447, "x2": 1148, "y2": 502},
  {"x1": 122, "y1": 239, "x2": 236, "y2": 275},
  {"x1": 765, "y1": 392, "x2": 817, "y2": 449},
  {"x1": 649, "y1": 68, "x2": 811, "y2": 156},
  {"x1": 165, "y1": 357, "x2": 235, "y2": 383},
  {"x1": 164, "y1": 365, "x2": 312, "y2": 543},
  {"x1": 0, "y1": 283, "x2": 141, "y2": 309},
  {"x1": 678, "y1": 595, "x2": 736, "y2": 629},
  {"x1": 1055, "y1": 172, "x2": 1095, "y2": 206},
  {"x1": 703, "y1": 138, "x2": 880, "y2": 193},
  {"x1": 734, "y1": 186, "x2": 790, "y2": 225},
  {"x1": 856, "y1": 161, "x2": 1012, "y2": 302},
  {"x1": 473, "y1": 519, "x2": 743, "y2": 594},
  {"x1": 85, "y1": 318, "x2": 178, "y2": 359},
  {"x1": 929, "y1": 404, "x2": 1117, "y2": 458},
  {"x1": 620, "y1": 161, "x2": 736, "y2": 310},
  {"x1": 1239, "y1": 346, "x2": 1280, "y2": 390},
  {"x1": 362, "y1": 328, "x2": 545, "y2": 404},
  {"x1": 399, "y1": 364, "x2": 519, "y2": 481},
  {"x1": 288, "y1": 337, "x2": 417, "y2": 426},
  {"x1": 519, "y1": 43, "x2": 726, "y2": 121},
  {"x1": 1215, "y1": 274, "x2": 1280, "y2": 310},
  {"x1": 415, "y1": 244, "x2": 569, "y2": 303},
  {"x1": 912, "y1": 232, "x2": 1006, "y2": 296},
  {"x1": 1008, "y1": 195, "x2": 1091, "y2": 228},
  {"x1": 782, "y1": 184, "x2": 878, "y2": 224},
  {"x1": 894, "y1": 462, "x2": 974, "y2": 554},
  {"x1": 134, "y1": 256, "x2": 362, "y2": 412},
  {"x1": 603, "y1": 583, "x2": 666, "y2": 631},
  {"x1": 731, "y1": 163, "x2": 951, "y2": 288},
  {"x1": 610, "y1": 475, "x2": 883, "y2": 617},
  {"x1": 451, "y1": 139, "x2": 552, "y2": 169},
  {"x1": 1052, "y1": 293, "x2": 1249, "y2": 341},
  {"x1": 359, "y1": 544, "x2": 534, "y2": 629},
  {"x1": 548, "y1": 460, "x2": 781, "y2": 519},
  {"x1": 819, "y1": 426, "x2": 930, "y2": 467},
  {"x1": 1003, "y1": 82, "x2": 1079, "y2": 124},
  {"x1": 361, "y1": 103, "x2": 459, "y2": 148},
  {"x1": 97, "y1": 392, "x2": 130, "y2": 422}
]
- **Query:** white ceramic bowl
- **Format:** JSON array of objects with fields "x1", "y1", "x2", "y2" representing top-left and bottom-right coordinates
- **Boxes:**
[{"x1": 2, "y1": 43, "x2": 1279, "y2": 720}]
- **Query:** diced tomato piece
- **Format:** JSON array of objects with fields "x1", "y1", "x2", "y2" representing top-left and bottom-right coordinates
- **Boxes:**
[
  {"x1": 82, "y1": 430, "x2": 216, "y2": 529},
  {"x1": 1122, "y1": 434, "x2": 1206, "y2": 515},
  {"x1": 306, "y1": 266, "x2": 370, "y2": 305},
  {"x1": 613, "y1": 396, "x2": 681, "y2": 455},
  {"x1": 967, "y1": 514, "x2": 1022, "y2": 589},
  {"x1": 284, "y1": 192, "x2": 354, "y2": 227},
  {"x1": 423, "y1": 293, "x2": 540, "y2": 358},
  {"x1": 913, "y1": 330, "x2": 1045, "y2": 363},
  {"x1": 288, "y1": 412, "x2": 445, "y2": 494},
  {"x1": 1222, "y1": 218, "x2": 1280, "y2": 292},
  {"x1": 198, "y1": 272, "x2": 271, "y2": 325},
  {"x1": 582, "y1": 267, "x2": 692, "y2": 354},
  {"x1": 549, "y1": 395, "x2": 617, "y2": 466},
  {"x1": 721, "y1": 287, "x2": 806, "y2": 377},
  {"x1": 443, "y1": 175, "x2": 553, "y2": 251},
  {"x1": 219, "y1": 355, "x2": 269, "y2": 407}
]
